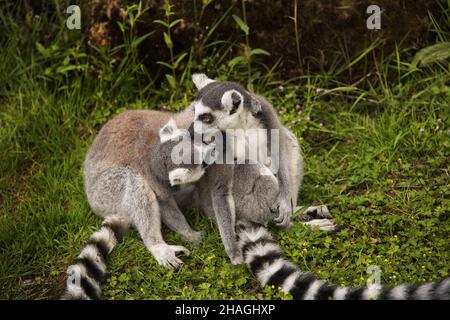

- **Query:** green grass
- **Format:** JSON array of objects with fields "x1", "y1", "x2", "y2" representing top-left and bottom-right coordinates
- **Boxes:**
[{"x1": 0, "y1": 3, "x2": 449, "y2": 299}]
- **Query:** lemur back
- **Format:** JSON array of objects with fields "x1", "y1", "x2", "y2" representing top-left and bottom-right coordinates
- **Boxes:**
[{"x1": 196, "y1": 163, "x2": 279, "y2": 226}]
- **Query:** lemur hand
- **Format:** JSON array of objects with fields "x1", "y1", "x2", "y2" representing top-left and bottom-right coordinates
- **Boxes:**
[{"x1": 272, "y1": 196, "x2": 293, "y2": 229}]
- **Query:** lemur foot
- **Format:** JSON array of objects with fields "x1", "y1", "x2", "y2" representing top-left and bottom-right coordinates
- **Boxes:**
[
  {"x1": 303, "y1": 219, "x2": 337, "y2": 231},
  {"x1": 294, "y1": 205, "x2": 338, "y2": 231},
  {"x1": 150, "y1": 244, "x2": 190, "y2": 269},
  {"x1": 182, "y1": 230, "x2": 205, "y2": 246}
]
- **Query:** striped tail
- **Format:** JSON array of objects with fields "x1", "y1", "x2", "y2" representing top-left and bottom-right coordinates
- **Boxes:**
[
  {"x1": 237, "y1": 223, "x2": 450, "y2": 300},
  {"x1": 61, "y1": 215, "x2": 129, "y2": 300}
]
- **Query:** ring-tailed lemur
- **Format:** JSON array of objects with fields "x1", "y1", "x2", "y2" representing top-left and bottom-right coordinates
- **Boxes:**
[
  {"x1": 186, "y1": 74, "x2": 304, "y2": 264},
  {"x1": 62, "y1": 116, "x2": 214, "y2": 299},
  {"x1": 61, "y1": 73, "x2": 324, "y2": 299},
  {"x1": 190, "y1": 74, "x2": 298, "y2": 229},
  {"x1": 237, "y1": 223, "x2": 450, "y2": 300}
]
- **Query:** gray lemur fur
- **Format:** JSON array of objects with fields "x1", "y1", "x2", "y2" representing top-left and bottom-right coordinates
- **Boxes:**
[
  {"x1": 63, "y1": 111, "x2": 217, "y2": 299},
  {"x1": 66, "y1": 72, "x2": 303, "y2": 298},
  {"x1": 186, "y1": 74, "x2": 304, "y2": 264},
  {"x1": 83, "y1": 109, "x2": 209, "y2": 270},
  {"x1": 190, "y1": 74, "x2": 301, "y2": 230}
]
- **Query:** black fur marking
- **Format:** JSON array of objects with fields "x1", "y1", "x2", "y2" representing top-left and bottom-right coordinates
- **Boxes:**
[
  {"x1": 230, "y1": 92, "x2": 241, "y2": 115},
  {"x1": 88, "y1": 238, "x2": 109, "y2": 263},
  {"x1": 375, "y1": 286, "x2": 389, "y2": 300},
  {"x1": 266, "y1": 264, "x2": 297, "y2": 288},
  {"x1": 345, "y1": 287, "x2": 365, "y2": 300},
  {"x1": 103, "y1": 222, "x2": 125, "y2": 243},
  {"x1": 427, "y1": 281, "x2": 440, "y2": 300},
  {"x1": 241, "y1": 237, "x2": 278, "y2": 258},
  {"x1": 80, "y1": 277, "x2": 100, "y2": 300},
  {"x1": 198, "y1": 113, "x2": 215, "y2": 124},
  {"x1": 248, "y1": 251, "x2": 283, "y2": 275},
  {"x1": 314, "y1": 284, "x2": 338, "y2": 300},
  {"x1": 406, "y1": 284, "x2": 421, "y2": 299},
  {"x1": 289, "y1": 273, "x2": 317, "y2": 300},
  {"x1": 74, "y1": 257, "x2": 105, "y2": 283}
]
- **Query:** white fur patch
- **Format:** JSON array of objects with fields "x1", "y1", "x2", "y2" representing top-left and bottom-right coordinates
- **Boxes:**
[
  {"x1": 281, "y1": 271, "x2": 300, "y2": 293},
  {"x1": 168, "y1": 167, "x2": 205, "y2": 186},
  {"x1": 221, "y1": 90, "x2": 243, "y2": 112},
  {"x1": 65, "y1": 265, "x2": 87, "y2": 299},
  {"x1": 333, "y1": 287, "x2": 349, "y2": 300},
  {"x1": 414, "y1": 282, "x2": 433, "y2": 299},
  {"x1": 160, "y1": 118, "x2": 184, "y2": 143},
  {"x1": 194, "y1": 101, "x2": 213, "y2": 116},
  {"x1": 192, "y1": 73, "x2": 216, "y2": 90},
  {"x1": 239, "y1": 227, "x2": 272, "y2": 244},
  {"x1": 91, "y1": 227, "x2": 116, "y2": 252},
  {"x1": 257, "y1": 258, "x2": 285, "y2": 286},
  {"x1": 64, "y1": 264, "x2": 100, "y2": 300},
  {"x1": 79, "y1": 245, "x2": 107, "y2": 271},
  {"x1": 244, "y1": 243, "x2": 281, "y2": 264},
  {"x1": 388, "y1": 285, "x2": 407, "y2": 300},
  {"x1": 303, "y1": 280, "x2": 325, "y2": 300}
]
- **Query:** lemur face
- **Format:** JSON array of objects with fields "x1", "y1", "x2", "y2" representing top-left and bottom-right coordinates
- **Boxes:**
[
  {"x1": 159, "y1": 118, "x2": 214, "y2": 186},
  {"x1": 190, "y1": 74, "x2": 261, "y2": 136}
]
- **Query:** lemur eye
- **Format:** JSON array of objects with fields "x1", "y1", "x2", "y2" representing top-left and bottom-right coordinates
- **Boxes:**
[
  {"x1": 198, "y1": 113, "x2": 214, "y2": 124},
  {"x1": 230, "y1": 92, "x2": 241, "y2": 115}
]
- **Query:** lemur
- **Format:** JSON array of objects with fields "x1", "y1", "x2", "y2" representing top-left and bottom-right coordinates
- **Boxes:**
[
  {"x1": 62, "y1": 113, "x2": 214, "y2": 299},
  {"x1": 61, "y1": 74, "x2": 331, "y2": 299},
  {"x1": 237, "y1": 223, "x2": 450, "y2": 300},
  {"x1": 60, "y1": 111, "x2": 312, "y2": 300},
  {"x1": 186, "y1": 74, "x2": 305, "y2": 264}
]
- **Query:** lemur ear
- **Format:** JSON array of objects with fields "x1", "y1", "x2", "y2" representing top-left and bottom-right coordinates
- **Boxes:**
[
  {"x1": 192, "y1": 73, "x2": 216, "y2": 90},
  {"x1": 221, "y1": 90, "x2": 243, "y2": 114},
  {"x1": 250, "y1": 98, "x2": 262, "y2": 115},
  {"x1": 160, "y1": 118, "x2": 181, "y2": 143}
]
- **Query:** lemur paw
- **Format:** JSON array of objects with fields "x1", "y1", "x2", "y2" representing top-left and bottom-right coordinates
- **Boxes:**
[
  {"x1": 303, "y1": 218, "x2": 337, "y2": 231},
  {"x1": 151, "y1": 244, "x2": 190, "y2": 269},
  {"x1": 296, "y1": 205, "x2": 333, "y2": 221},
  {"x1": 183, "y1": 230, "x2": 205, "y2": 246},
  {"x1": 272, "y1": 198, "x2": 292, "y2": 229},
  {"x1": 295, "y1": 205, "x2": 338, "y2": 232}
]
